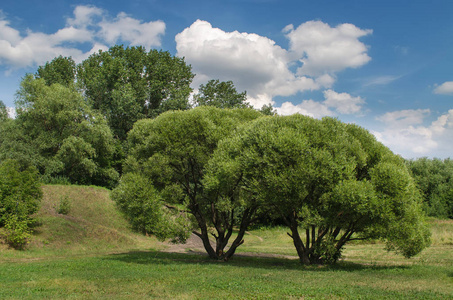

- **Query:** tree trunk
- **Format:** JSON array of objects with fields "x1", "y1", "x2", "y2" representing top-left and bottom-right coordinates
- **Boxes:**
[
  {"x1": 224, "y1": 207, "x2": 255, "y2": 261},
  {"x1": 288, "y1": 219, "x2": 310, "y2": 265},
  {"x1": 192, "y1": 206, "x2": 217, "y2": 259}
]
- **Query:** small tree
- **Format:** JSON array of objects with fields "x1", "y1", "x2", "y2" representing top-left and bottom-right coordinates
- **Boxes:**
[{"x1": 0, "y1": 159, "x2": 42, "y2": 249}]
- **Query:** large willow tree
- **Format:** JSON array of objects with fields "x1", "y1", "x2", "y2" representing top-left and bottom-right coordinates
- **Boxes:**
[
  {"x1": 205, "y1": 114, "x2": 431, "y2": 264},
  {"x1": 113, "y1": 107, "x2": 263, "y2": 260}
]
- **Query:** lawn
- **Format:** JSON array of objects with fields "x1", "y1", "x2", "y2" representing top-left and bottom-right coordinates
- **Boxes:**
[{"x1": 0, "y1": 185, "x2": 452, "y2": 299}]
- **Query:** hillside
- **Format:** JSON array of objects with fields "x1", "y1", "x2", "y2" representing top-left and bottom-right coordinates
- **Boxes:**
[{"x1": 0, "y1": 185, "x2": 162, "y2": 256}]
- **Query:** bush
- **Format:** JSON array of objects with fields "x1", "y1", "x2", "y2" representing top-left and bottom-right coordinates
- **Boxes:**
[
  {"x1": 2, "y1": 215, "x2": 32, "y2": 250},
  {"x1": 56, "y1": 196, "x2": 71, "y2": 215},
  {"x1": 0, "y1": 159, "x2": 42, "y2": 249}
]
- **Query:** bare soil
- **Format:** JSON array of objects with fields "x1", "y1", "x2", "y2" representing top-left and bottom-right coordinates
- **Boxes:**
[{"x1": 161, "y1": 233, "x2": 298, "y2": 260}]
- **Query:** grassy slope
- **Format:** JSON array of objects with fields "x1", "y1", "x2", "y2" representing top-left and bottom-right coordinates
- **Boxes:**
[
  {"x1": 0, "y1": 185, "x2": 161, "y2": 259},
  {"x1": 0, "y1": 185, "x2": 452, "y2": 299}
]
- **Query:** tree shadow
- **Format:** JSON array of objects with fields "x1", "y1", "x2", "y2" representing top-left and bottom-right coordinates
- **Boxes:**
[{"x1": 104, "y1": 249, "x2": 410, "y2": 272}]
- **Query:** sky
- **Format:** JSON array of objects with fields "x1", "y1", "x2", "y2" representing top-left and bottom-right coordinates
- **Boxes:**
[{"x1": 1, "y1": 0, "x2": 453, "y2": 159}]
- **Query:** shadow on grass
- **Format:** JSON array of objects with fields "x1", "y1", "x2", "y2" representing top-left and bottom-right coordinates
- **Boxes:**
[{"x1": 105, "y1": 250, "x2": 410, "y2": 272}]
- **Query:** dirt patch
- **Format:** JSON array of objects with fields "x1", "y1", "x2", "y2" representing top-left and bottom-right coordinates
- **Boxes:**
[
  {"x1": 163, "y1": 234, "x2": 209, "y2": 253},
  {"x1": 160, "y1": 233, "x2": 298, "y2": 260}
]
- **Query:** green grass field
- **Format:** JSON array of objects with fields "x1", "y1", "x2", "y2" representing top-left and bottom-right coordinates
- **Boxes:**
[{"x1": 1, "y1": 185, "x2": 452, "y2": 299}]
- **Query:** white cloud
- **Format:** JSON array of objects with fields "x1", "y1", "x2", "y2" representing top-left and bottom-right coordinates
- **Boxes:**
[
  {"x1": 176, "y1": 20, "x2": 371, "y2": 108},
  {"x1": 277, "y1": 100, "x2": 334, "y2": 118},
  {"x1": 6, "y1": 106, "x2": 15, "y2": 119},
  {"x1": 285, "y1": 21, "x2": 372, "y2": 76},
  {"x1": 376, "y1": 109, "x2": 429, "y2": 127},
  {"x1": 99, "y1": 12, "x2": 165, "y2": 49},
  {"x1": 176, "y1": 20, "x2": 319, "y2": 106},
  {"x1": 0, "y1": 19, "x2": 21, "y2": 44},
  {"x1": 0, "y1": 5, "x2": 165, "y2": 71},
  {"x1": 374, "y1": 109, "x2": 453, "y2": 157},
  {"x1": 67, "y1": 5, "x2": 103, "y2": 28},
  {"x1": 323, "y1": 89, "x2": 364, "y2": 114},
  {"x1": 276, "y1": 89, "x2": 364, "y2": 117},
  {"x1": 434, "y1": 81, "x2": 453, "y2": 95}
]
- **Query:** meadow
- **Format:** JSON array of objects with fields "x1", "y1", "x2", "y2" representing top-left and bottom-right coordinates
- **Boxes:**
[{"x1": 0, "y1": 185, "x2": 452, "y2": 299}]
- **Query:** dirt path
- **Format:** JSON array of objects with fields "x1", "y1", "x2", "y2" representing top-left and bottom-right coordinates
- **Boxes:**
[{"x1": 161, "y1": 233, "x2": 298, "y2": 260}]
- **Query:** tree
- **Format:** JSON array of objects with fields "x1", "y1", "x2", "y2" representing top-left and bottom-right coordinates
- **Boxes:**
[
  {"x1": 0, "y1": 100, "x2": 8, "y2": 122},
  {"x1": 0, "y1": 159, "x2": 42, "y2": 227},
  {"x1": 207, "y1": 115, "x2": 430, "y2": 264},
  {"x1": 13, "y1": 75, "x2": 118, "y2": 187},
  {"x1": 36, "y1": 56, "x2": 76, "y2": 87},
  {"x1": 0, "y1": 159, "x2": 42, "y2": 249},
  {"x1": 77, "y1": 45, "x2": 194, "y2": 141},
  {"x1": 113, "y1": 107, "x2": 263, "y2": 260},
  {"x1": 407, "y1": 158, "x2": 453, "y2": 218},
  {"x1": 193, "y1": 79, "x2": 252, "y2": 109},
  {"x1": 258, "y1": 103, "x2": 277, "y2": 116}
]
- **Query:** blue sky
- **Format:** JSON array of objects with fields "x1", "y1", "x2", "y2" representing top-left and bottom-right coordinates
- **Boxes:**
[{"x1": 1, "y1": 0, "x2": 453, "y2": 158}]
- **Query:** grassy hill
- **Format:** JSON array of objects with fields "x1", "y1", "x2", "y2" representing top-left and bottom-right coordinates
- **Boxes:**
[{"x1": 0, "y1": 185, "x2": 162, "y2": 258}]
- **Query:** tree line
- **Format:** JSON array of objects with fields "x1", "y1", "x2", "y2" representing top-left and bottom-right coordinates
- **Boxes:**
[{"x1": 0, "y1": 45, "x2": 444, "y2": 263}]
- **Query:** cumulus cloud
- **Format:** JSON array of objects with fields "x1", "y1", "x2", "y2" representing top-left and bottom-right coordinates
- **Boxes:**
[
  {"x1": 99, "y1": 12, "x2": 165, "y2": 48},
  {"x1": 323, "y1": 89, "x2": 364, "y2": 114},
  {"x1": 284, "y1": 21, "x2": 372, "y2": 76},
  {"x1": 176, "y1": 20, "x2": 323, "y2": 108},
  {"x1": 375, "y1": 109, "x2": 453, "y2": 157},
  {"x1": 277, "y1": 100, "x2": 334, "y2": 118},
  {"x1": 176, "y1": 20, "x2": 371, "y2": 108},
  {"x1": 434, "y1": 81, "x2": 453, "y2": 95},
  {"x1": 0, "y1": 6, "x2": 165, "y2": 71},
  {"x1": 276, "y1": 89, "x2": 364, "y2": 118}
]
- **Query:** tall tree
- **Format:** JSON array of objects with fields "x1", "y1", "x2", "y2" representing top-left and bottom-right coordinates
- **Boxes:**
[
  {"x1": 207, "y1": 115, "x2": 430, "y2": 264},
  {"x1": 77, "y1": 45, "x2": 194, "y2": 141},
  {"x1": 36, "y1": 56, "x2": 76, "y2": 87},
  {"x1": 113, "y1": 107, "x2": 263, "y2": 260},
  {"x1": 13, "y1": 75, "x2": 118, "y2": 187}
]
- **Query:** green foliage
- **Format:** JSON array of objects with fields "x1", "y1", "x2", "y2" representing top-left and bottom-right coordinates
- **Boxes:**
[
  {"x1": 12, "y1": 76, "x2": 118, "y2": 187},
  {"x1": 194, "y1": 79, "x2": 251, "y2": 109},
  {"x1": 56, "y1": 196, "x2": 71, "y2": 215},
  {"x1": 36, "y1": 56, "x2": 76, "y2": 87},
  {"x1": 208, "y1": 115, "x2": 430, "y2": 264},
  {"x1": 0, "y1": 159, "x2": 41, "y2": 249},
  {"x1": 77, "y1": 45, "x2": 194, "y2": 141},
  {"x1": 2, "y1": 214, "x2": 32, "y2": 249},
  {"x1": 0, "y1": 100, "x2": 8, "y2": 122},
  {"x1": 112, "y1": 173, "x2": 190, "y2": 243},
  {"x1": 407, "y1": 158, "x2": 453, "y2": 219},
  {"x1": 122, "y1": 107, "x2": 263, "y2": 259},
  {"x1": 259, "y1": 103, "x2": 277, "y2": 116},
  {"x1": 0, "y1": 159, "x2": 42, "y2": 227}
]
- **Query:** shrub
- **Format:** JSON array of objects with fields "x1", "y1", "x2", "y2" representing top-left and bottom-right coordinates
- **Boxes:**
[
  {"x1": 56, "y1": 196, "x2": 71, "y2": 215},
  {"x1": 2, "y1": 215, "x2": 32, "y2": 250}
]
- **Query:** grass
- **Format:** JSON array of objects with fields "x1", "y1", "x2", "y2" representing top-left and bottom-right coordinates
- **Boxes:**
[{"x1": 1, "y1": 185, "x2": 452, "y2": 299}]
